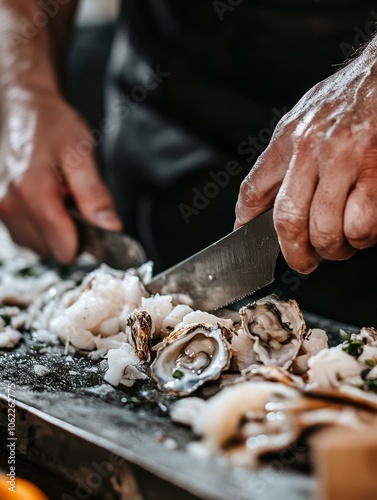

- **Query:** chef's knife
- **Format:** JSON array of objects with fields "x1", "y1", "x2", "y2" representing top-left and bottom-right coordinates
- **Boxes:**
[
  {"x1": 147, "y1": 209, "x2": 279, "y2": 310},
  {"x1": 70, "y1": 209, "x2": 147, "y2": 270}
]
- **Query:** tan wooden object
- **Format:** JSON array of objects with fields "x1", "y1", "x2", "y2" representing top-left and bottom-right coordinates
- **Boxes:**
[{"x1": 313, "y1": 425, "x2": 377, "y2": 500}]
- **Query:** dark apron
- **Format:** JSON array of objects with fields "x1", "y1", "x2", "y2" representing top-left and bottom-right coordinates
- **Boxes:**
[{"x1": 103, "y1": 1, "x2": 377, "y2": 324}]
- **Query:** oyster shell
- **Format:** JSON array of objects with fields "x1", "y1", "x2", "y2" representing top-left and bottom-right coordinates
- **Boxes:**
[
  {"x1": 151, "y1": 322, "x2": 232, "y2": 396},
  {"x1": 239, "y1": 364, "x2": 305, "y2": 389},
  {"x1": 173, "y1": 381, "x2": 302, "y2": 466},
  {"x1": 239, "y1": 295, "x2": 305, "y2": 370},
  {"x1": 126, "y1": 310, "x2": 152, "y2": 362},
  {"x1": 171, "y1": 380, "x2": 374, "y2": 468}
]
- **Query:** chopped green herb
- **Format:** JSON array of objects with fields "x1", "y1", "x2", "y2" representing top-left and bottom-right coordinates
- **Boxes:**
[
  {"x1": 342, "y1": 339, "x2": 364, "y2": 358},
  {"x1": 340, "y1": 329, "x2": 350, "y2": 340},
  {"x1": 365, "y1": 359, "x2": 376, "y2": 368},
  {"x1": 19, "y1": 266, "x2": 37, "y2": 278},
  {"x1": 31, "y1": 343, "x2": 46, "y2": 351},
  {"x1": 31, "y1": 342, "x2": 52, "y2": 352},
  {"x1": 172, "y1": 369, "x2": 184, "y2": 380}
]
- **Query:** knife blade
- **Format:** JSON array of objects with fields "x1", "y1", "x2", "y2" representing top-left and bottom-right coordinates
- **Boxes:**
[
  {"x1": 146, "y1": 209, "x2": 279, "y2": 310},
  {"x1": 70, "y1": 210, "x2": 147, "y2": 270}
]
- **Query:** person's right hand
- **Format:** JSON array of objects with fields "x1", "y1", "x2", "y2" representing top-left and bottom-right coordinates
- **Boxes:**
[{"x1": 0, "y1": 86, "x2": 122, "y2": 262}]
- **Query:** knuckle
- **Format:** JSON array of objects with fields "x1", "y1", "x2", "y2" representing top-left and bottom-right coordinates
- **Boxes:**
[
  {"x1": 274, "y1": 204, "x2": 306, "y2": 239},
  {"x1": 79, "y1": 182, "x2": 111, "y2": 208},
  {"x1": 274, "y1": 215, "x2": 303, "y2": 239},
  {"x1": 345, "y1": 225, "x2": 376, "y2": 248},
  {"x1": 310, "y1": 231, "x2": 343, "y2": 251},
  {"x1": 239, "y1": 179, "x2": 261, "y2": 205}
]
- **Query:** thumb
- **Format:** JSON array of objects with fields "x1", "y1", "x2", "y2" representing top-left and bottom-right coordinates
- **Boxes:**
[
  {"x1": 234, "y1": 139, "x2": 291, "y2": 229},
  {"x1": 62, "y1": 153, "x2": 123, "y2": 231}
]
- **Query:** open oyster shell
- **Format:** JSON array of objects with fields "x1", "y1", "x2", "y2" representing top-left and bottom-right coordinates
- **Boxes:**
[
  {"x1": 239, "y1": 364, "x2": 305, "y2": 389},
  {"x1": 239, "y1": 295, "x2": 305, "y2": 370},
  {"x1": 151, "y1": 322, "x2": 232, "y2": 396}
]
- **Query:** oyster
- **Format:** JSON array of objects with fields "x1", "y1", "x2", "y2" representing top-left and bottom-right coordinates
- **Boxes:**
[
  {"x1": 172, "y1": 381, "x2": 302, "y2": 466},
  {"x1": 171, "y1": 381, "x2": 374, "y2": 468},
  {"x1": 291, "y1": 328, "x2": 328, "y2": 375},
  {"x1": 151, "y1": 322, "x2": 232, "y2": 396},
  {"x1": 239, "y1": 364, "x2": 305, "y2": 389},
  {"x1": 230, "y1": 327, "x2": 257, "y2": 372},
  {"x1": 126, "y1": 310, "x2": 152, "y2": 362},
  {"x1": 239, "y1": 295, "x2": 305, "y2": 370}
]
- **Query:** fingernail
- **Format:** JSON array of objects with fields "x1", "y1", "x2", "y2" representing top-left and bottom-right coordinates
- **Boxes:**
[
  {"x1": 297, "y1": 266, "x2": 318, "y2": 275},
  {"x1": 295, "y1": 261, "x2": 319, "y2": 275},
  {"x1": 94, "y1": 209, "x2": 122, "y2": 230}
]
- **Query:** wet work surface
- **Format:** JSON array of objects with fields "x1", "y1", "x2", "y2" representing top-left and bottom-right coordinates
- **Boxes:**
[{"x1": 0, "y1": 311, "x2": 358, "y2": 500}]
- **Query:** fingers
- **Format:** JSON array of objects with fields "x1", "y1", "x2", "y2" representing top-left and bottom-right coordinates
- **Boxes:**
[
  {"x1": 6, "y1": 177, "x2": 78, "y2": 263},
  {"x1": 3, "y1": 214, "x2": 50, "y2": 258},
  {"x1": 273, "y1": 143, "x2": 321, "y2": 273},
  {"x1": 64, "y1": 154, "x2": 122, "y2": 232},
  {"x1": 308, "y1": 154, "x2": 357, "y2": 261},
  {"x1": 28, "y1": 192, "x2": 79, "y2": 263},
  {"x1": 234, "y1": 133, "x2": 293, "y2": 229},
  {"x1": 344, "y1": 150, "x2": 377, "y2": 249},
  {"x1": 0, "y1": 193, "x2": 51, "y2": 258}
]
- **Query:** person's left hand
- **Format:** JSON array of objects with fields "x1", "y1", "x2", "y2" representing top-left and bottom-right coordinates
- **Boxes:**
[{"x1": 235, "y1": 45, "x2": 377, "y2": 274}]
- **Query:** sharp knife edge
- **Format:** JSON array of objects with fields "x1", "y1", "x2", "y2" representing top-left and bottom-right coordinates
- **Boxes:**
[{"x1": 146, "y1": 209, "x2": 280, "y2": 311}]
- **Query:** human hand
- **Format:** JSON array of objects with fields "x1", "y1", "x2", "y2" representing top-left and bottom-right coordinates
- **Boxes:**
[
  {"x1": 0, "y1": 87, "x2": 122, "y2": 262},
  {"x1": 235, "y1": 46, "x2": 377, "y2": 273}
]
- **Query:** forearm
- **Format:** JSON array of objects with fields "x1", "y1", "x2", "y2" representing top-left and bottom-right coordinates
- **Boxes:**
[{"x1": 0, "y1": 0, "x2": 79, "y2": 98}]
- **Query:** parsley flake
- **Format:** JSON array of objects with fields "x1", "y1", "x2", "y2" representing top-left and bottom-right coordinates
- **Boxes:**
[
  {"x1": 172, "y1": 369, "x2": 184, "y2": 380},
  {"x1": 342, "y1": 339, "x2": 364, "y2": 358}
]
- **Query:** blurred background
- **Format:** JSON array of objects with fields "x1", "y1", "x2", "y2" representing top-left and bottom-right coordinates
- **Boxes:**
[{"x1": 67, "y1": 0, "x2": 121, "y2": 130}]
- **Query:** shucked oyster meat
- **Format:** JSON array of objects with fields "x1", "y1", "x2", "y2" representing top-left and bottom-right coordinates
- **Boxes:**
[
  {"x1": 239, "y1": 295, "x2": 305, "y2": 370},
  {"x1": 171, "y1": 380, "x2": 374, "y2": 468},
  {"x1": 151, "y1": 322, "x2": 232, "y2": 396}
]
